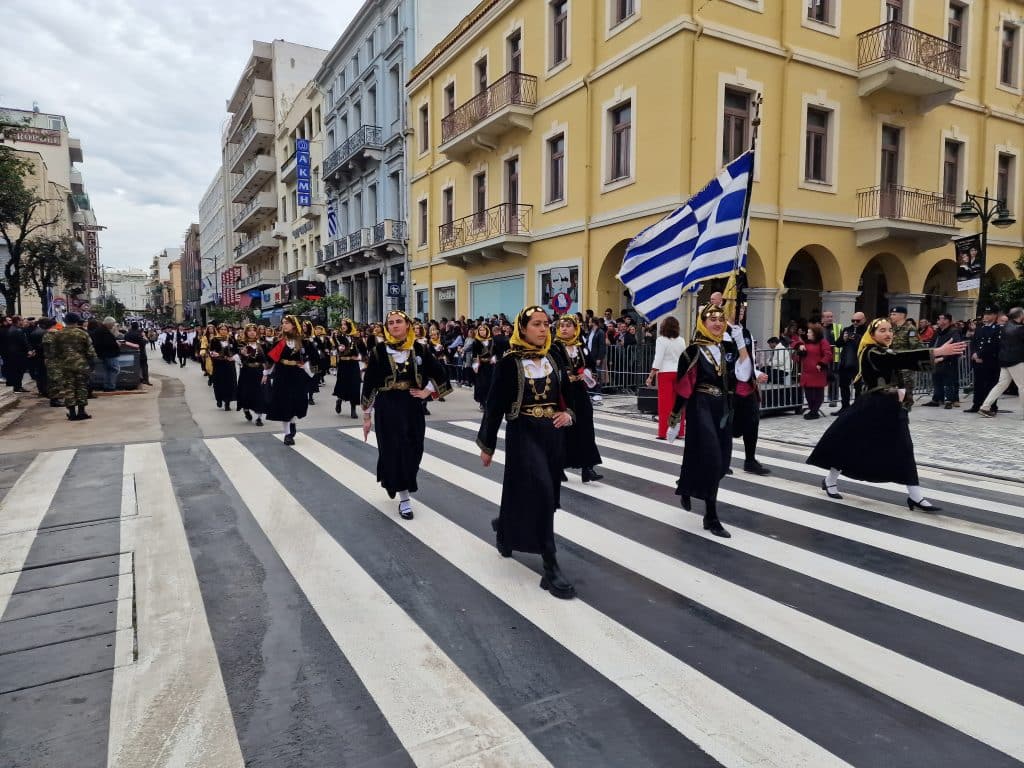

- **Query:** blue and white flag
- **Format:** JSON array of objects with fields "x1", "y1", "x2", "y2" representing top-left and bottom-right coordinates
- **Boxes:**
[
  {"x1": 327, "y1": 199, "x2": 338, "y2": 239},
  {"x1": 618, "y1": 151, "x2": 754, "y2": 322}
]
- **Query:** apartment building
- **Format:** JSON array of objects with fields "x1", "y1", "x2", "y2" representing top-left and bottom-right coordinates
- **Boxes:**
[
  {"x1": 146, "y1": 247, "x2": 181, "y2": 318},
  {"x1": 101, "y1": 268, "x2": 149, "y2": 314},
  {"x1": 199, "y1": 168, "x2": 227, "y2": 313},
  {"x1": 181, "y1": 223, "x2": 201, "y2": 321},
  {"x1": 407, "y1": 0, "x2": 1023, "y2": 339},
  {"x1": 223, "y1": 39, "x2": 326, "y2": 307}
]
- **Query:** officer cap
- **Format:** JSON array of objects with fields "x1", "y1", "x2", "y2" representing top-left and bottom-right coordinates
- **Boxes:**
[
  {"x1": 982, "y1": 306, "x2": 999, "y2": 315},
  {"x1": 889, "y1": 306, "x2": 908, "y2": 315},
  {"x1": 64, "y1": 312, "x2": 82, "y2": 325}
]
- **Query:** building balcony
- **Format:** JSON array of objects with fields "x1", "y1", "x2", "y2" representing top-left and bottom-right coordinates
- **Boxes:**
[
  {"x1": 228, "y1": 118, "x2": 275, "y2": 173},
  {"x1": 227, "y1": 45, "x2": 272, "y2": 113},
  {"x1": 70, "y1": 169, "x2": 84, "y2": 193},
  {"x1": 319, "y1": 219, "x2": 407, "y2": 272},
  {"x1": 280, "y1": 150, "x2": 298, "y2": 182},
  {"x1": 855, "y1": 185, "x2": 960, "y2": 251},
  {"x1": 232, "y1": 191, "x2": 277, "y2": 233},
  {"x1": 438, "y1": 204, "x2": 532, "y2": 266},
  {"x1": 231, "y1": 154, "x2": 276, "y2": 205},
  {"x1": 68, "y1": 137, "x2": 83, "y2": 164},
  {"x1": 237, "y1": 268, "x2": 281, "y2": 292},
  {"x1": 857, "y1": 22, "x2": 963, "y2": 110},
  {"x1": 226, "y1": 79, "x2": 274, "y2": 143},
  {"x1": 301, "y1": 197, "x2": 326, "y2": 221},
  {"x1": 440, "y1": 72, "x2": 538, "y2": 161},
  {"x1": 322, "y1": 125, "x2": 385, "y2": 182},
  {"x1": 233, "y1": 231, "x2": 278, "y2": 264}
]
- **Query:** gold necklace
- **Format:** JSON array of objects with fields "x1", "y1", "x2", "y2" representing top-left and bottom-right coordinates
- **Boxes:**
[
  {"x1": 701, "y1": 345, "x2": 724, "y2": 377},
  {"x1": 527, "y1": 369, "x2": 552, "y2": 401}
]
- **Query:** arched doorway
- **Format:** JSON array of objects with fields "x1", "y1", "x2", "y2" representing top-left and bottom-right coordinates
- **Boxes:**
[
  {"x1": 986, "y1": 262, "x2": 1015, "y2": 286},
  {"x1": 857, "y1": 253, "x2": 910, "y2": 320},
  {"x1": 596, "y1": 239, "x2": 630, "y2": 316},
  {"x1": 780, "y1": 248, "x2": 824, "y2": 329},
  {"x1": 921, "y1": 260, "x2": 957, "y2": 319}
]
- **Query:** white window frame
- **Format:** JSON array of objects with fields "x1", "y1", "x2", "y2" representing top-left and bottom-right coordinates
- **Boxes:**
[
  {"x1": 541, "y1": 121, "x2": 570, "y2": 212},
  {"x1": 798, "y1": 93, "x2": 840, "y2": 193},
  {"x1": 416, "y1": 196, "x2": 429, "y2": 250},
  {"x1": 417, "y1": 102, "x2": 430, "y2": 157},
  {"x1": 802, "y1": 0, "x2": 841, "y2": 37},
  {"x1": 937, "y1": 128, "x2": 970, "y2": 204},
  {"x1": 947, "y1": 0, "x2": 971, "y2": 75},
  {"x1": 546, "y1": 0, "x2": 572, "y2": 78},
  {"x1": 878, "y1": 0, "x2": 915, "y2": 26},
  {"x1": 600, "y1": 87, "x2": 637, "y2": 194},
  {"x1": 997, "y1": 15, "x2": 1023, "y2": 94},
  {"x1": 721, "y1": 0, "x2": 764, "y2": 13},
  {"x1": 716, "y1": 71, "x2": 763, "y2": 181},
  {"x1": 605, "y1": 0, "x2": 641, "y2": 39},
  {"x1": 505, "y1": 22, "x2": 525, "y2": 73},
  {"x1": 994, "y1": 145, "x2": 1019, "y2": 216}
]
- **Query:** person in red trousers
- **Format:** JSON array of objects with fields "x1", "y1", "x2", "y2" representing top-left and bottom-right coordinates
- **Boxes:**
[{"x1": 646, "y1": 316, "x2": 688, "y2": 439}]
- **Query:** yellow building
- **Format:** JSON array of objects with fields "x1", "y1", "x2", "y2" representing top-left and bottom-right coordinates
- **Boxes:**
[{"x1": 407, "y1": 0, "x2": 1023, "y2": 339}]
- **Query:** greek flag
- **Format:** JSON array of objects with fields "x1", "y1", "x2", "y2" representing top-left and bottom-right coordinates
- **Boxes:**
[
  {"x1": 327, "y1": 199, "x2": 338, "y2": 239},
  {"x1": 619, "y1": 151, "x2": 754, "y2": 322}
]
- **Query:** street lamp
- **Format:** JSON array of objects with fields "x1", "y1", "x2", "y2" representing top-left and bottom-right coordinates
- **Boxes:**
[{"x1": 953, "y1": 189, "x2": 1016, "y2": 316}]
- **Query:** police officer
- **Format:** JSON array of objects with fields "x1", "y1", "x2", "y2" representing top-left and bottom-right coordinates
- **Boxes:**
[
  {"x1": 54, "y1": 313, "x2": 98, "y2": 421},
  {"x1": 966, "y1": 306, "x2": 1002, "y2": 414},
  {"x1": 889, "y1": 305, "x2": 922, "y2": 411}
]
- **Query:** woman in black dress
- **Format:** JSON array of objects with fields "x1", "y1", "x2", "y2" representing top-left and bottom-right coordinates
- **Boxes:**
[
  {"x1": 361, "y1": 310, "x2": 451, "y2": 520},
  {"x1": 301, "y1": 320, "x2": 320, "y2": 404},
  {"x1": 471, "y1": 324, "x2": 497, "y2": 409},
  {"x1": 235, "y1": 324, "x2": 267, "y2": 426},
  {"x1": 808, "y1": 318, "x2": 966, "y2": 510},
  {"x1": 669, "y1": 303, "x2": 738, "y2": 538},
  {"x1": 208, "y1": 325, "x2": 238, "y2": 411},
  {"x1": 175, "y1": 326, "x2": 190, "y2": 368},
  {"x1": 265, "y1": 315, "x2": 312, "y2": 446},
  {"x1": 477, "y1": 306, "x2": 577, "y2": 600},
  {"x1": 551, "y1": 314, "x2": 603, "y2": 483},
  {"x1": 332, "y1": 319, "x2": 364, "y2": 418}
]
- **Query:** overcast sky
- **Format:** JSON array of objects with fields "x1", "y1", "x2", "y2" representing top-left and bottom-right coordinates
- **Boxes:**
[{"x1": 3, "y1": 0, "x2": 361, "y2": 270}]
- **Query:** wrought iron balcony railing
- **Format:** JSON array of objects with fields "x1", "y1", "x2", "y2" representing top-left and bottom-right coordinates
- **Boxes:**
[
  {"x1": 441, "y1": 72, "x2": 538, "y2": 145},
  {"x1": 323, "y1": 125, "x2": 384, "y2": 177},
  {"x1": 857, "y1": 185, "x2": 957, "y2": 227},
  {"x1": 372, "y1": 219, "x2": 407, "y2": 243},
  {"x1": 439, "y1": 203, "x2": 532, "y2": 252},
  {"x1": 857, "y1": 21, "x2": 961, "y2": 79}
]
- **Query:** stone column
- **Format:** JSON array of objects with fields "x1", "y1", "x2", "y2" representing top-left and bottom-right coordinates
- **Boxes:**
[
  {"x1": 340, "y1": 279, "x2": 353, "y2": 310},
  {"x1": 745, "y1": 287, "x2": 781, "y2": 344},
  {"x1": 352, "y1": 278, "x2": 365, "y2": 324},
  {"x1": 367, "y1": 272, "x2": 382, "y2": 323},
  {"x1": 819, "y1": 290, "x2": 861, "y2": 326},
  {"x1": 946, "y1": 298, "x2": 975, "y2": 321},
  {"x1": 885, "y1": 292, "x2": 927, "y2": 322}
]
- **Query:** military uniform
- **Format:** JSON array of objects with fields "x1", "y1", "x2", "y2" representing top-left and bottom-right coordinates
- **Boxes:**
[
  {"x1": 54, "y1": 325, "x2": 97, "y2": 415},
  {"x1": 890, "y1": 313, "x2": 922, "y2": 411},
  {"x1": 42, "y1": 329, "x2": 63, "y2": 406},
  {"x1": 970, "y1": 314, "x2": 1003, "y2": 411}
]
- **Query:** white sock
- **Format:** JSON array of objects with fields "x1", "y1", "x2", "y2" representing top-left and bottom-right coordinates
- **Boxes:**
[
  {"x1": 827, "y1": 468, "x2": 841, "y2": 488},
  {"x1": 907, "y1": 485, "x2": 924, "y2": 503},
  {"x1": 398, "y1": 490, "x2": 411, "y2": 503},
  {"x1": 282, "y1": 422, "x2": 290, "y2": 436}
]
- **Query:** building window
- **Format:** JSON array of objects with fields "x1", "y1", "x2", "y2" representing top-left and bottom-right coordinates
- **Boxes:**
[
  {"x1": 367, "y1": 31, "x2": 375, "y2": 59},
  {"x1": 352, "y1": 53, "x2": 359, "y2": 77},
  {"x1": 551, "y1": 1, "x2": 569, "y2": 67},
  {"x1": 443, "y1": 83, "x2": 456, "y2": 115},
  {"x1": 612, "y1": 0, "x2": 635, "y2": 26},
  {"x1": 806, "y1": 0, "x2": 832, "y2": 24},
  {"x1": 609, "y1": 102, "x2": 632, "y2": 181},
  {"x1": 338, "y1": 72, "x2": 345, "y2": 93},
  {"x1": 390, "y1": 67, "x2": 402, "y2": 122},
  {"x1": 722, "y1": 87, "x2": 751, "y2": 166},
  {"x1": 997, "y1": 153, "x2": 1016, "y2": 211},
  {"x1": 548, "y1": 133, "x2": 566, "y2": 202},
  {"x1": 327, "y1": 129, "x2": 335, "y2": 152},
  {"x1": 473, "y1": 173, "x2": 487, "y2": 228},
  {"x1": 508, "y1": 29, "x2": 522, "y2": 73},
  {"x1": 805, "y1": 107, "x2": 829, "y2": 183},
  {"x1": 475, "y1": 57, "x2": 488, "y2": 94},
  {"x1": 943, "y1": 139, "x2": 963, "y2": 203},
  {"x1": 948, "y1": 3, "x2": 967, "y2": 69},
  {"x1": 418, "y1": 199, "x2": 428, "y2": 246},
  {"x1": 418, "y1": 104, "x2": 429, "y2": 153},
  {"x1": 441, "y1": 187, "x2": 454, "y2": 240},
  {"x1": 1000, "y1": 23, "x2": 1019, "y2": 88},
  {"x1": 327, "y1": 88, "x2": 334, "y2": 110},
  {"x1": 390, "y1": 10, "x2": 399, "y2": 39}
]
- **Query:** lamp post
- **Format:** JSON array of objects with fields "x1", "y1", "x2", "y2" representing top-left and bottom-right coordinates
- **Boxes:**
[{"x1": 953, "y1": 189, "x2": 1016, "y2": 317}]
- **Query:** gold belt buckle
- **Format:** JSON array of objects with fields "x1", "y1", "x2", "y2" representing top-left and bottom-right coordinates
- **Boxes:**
[{"x1": 526, "y1": 405, "x2": 556, "y2": 418}]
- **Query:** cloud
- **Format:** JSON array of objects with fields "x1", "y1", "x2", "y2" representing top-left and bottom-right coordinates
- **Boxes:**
[{"x1": 3, "y1": 0, "x2": 360, "y2": 269}]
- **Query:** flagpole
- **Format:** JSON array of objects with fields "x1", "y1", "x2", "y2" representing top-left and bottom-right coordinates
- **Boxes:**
[{"x1": 725, "y1": 94, "x2": 762, "y2": 325}]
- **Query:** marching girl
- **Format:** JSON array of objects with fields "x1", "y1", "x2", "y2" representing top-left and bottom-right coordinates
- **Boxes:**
[
  {"x1": 427, "y1": 326, "x2": 447, "y2": 363},
  {"x1": 314, "y1": 325, "x2": 332, "y2": 385},
  {"x1": 808, "y1": 318, "x2": 966, "y2": 510},
  {"x1": 477, "y1": 306, "x2": 577, "y2": 600},
  {"x1": 301, "y1": 320, "x2": 320, "y2": 404},
  {"x1": 208, "y1": 325, "x2": 239, "y2": 411},
  {"x1": 199, "y1": 325, "x2": 215, "y2": 384},
  {"x1": 668, "y1": 303, "x2": 738, "y2": 538},
  {"x1": 551, "y1": 314, "x2": 604, "y2": 483},
  {"x1": 159, "y1": 327, "x2": 176, "y2": 364},
  {"x1": 175, "y1": 326, "x2": 190, "y2": 368},
  {"x1": 471, "y1": 323, "x2": 497, "y2": 410},
  {"x1": 235, "y1": 324, "x2": 268, "y2": 426},
  {"x1": 332, "y1": 319, "x2": 365, "y2": 419},
  {"x1": 264, "y1": 315, "x2": 313, "y2": 446},
  {"x1": 361, "y1": 310, "x2": 451, "y2": 520}
]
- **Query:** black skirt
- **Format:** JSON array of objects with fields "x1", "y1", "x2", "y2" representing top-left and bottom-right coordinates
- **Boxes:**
[
  {"x1": 474, "y1": 361, "x2": 494, "y2": 404},
  {"x1": 807, "y1": 392, "x2": 918, "y2": 485},
  {"x1": 236, "y1": 366, "x2": 266, "y2": 412},
  {"x1": 676, "y1": 393, "x2": 732, "y2": 502},
  {"x1": 374, "y1": 389, "x2": 426, "y2": 497},
  {"x1": 333, "y1": 360, "x2": 362, "y2": 403},
  {"x1": 495, "y1": 415, "x2": 564, "y2": 555},
  {"x1": 265, "y1": 365, "x2": 310, "y2": 422},
  {"x1": 563, "y1": 380, "x2": 601, "y2": 469},
  {"x1": 211, "y1": 360, "x2": 237, "y2": 403}
]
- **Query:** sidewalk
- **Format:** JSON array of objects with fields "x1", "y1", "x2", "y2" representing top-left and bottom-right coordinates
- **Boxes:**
[{"x1": 601, "y1": 393, "x2": 1024, "y2": 483}]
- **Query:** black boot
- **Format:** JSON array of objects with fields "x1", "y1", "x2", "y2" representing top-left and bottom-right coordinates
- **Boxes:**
[
  {"x1": 581, "y1": 466, "x2": 604, "y2": 483},
  {"x1": 244, "y1": 409, "x2": 253, "y2": 422},
  {"x1": 255, "y1": 416, "x2": 263, "y2": 426},
  {"x1": 491, "y1": 518, "x2": 512, "y2": 557},
  {"x1": 540, "y1": 553, "x2": 576, "y2": 599},
  {"x1": 703, "y1": 500, "x2": 730, "y2": 538},
  {"x1": 335, "y1": 399, "x2": 342, "y2": 414},
  {"x1": 236, "y1": 402, "x2": 242, "y2": 411},
  {"x1": 66, "y1": 406, "x2": 78, "y2": 421},
  {"x1": 224, "y1": 401, "x2": 232, "y2": 411},
  {"x1": 76, "y1": 404, "x2": 91, "y2": 420},
  {"x1": 350, "y1": 404, "x2": 357, "y2": 419},
  {"x1": 308, "y1": 395, "x2": 315, "y2": 405},
  {"x1": 679, "y1": 493, "x2": 692, "y2": 511}
]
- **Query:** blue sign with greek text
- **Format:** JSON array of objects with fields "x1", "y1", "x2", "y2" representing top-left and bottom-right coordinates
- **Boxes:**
[{"x1": 295, "y1": 138, "x2": 312, "y2": 206}]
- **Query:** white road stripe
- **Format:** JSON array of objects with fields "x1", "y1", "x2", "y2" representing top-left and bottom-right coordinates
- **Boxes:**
[
  {"x1": 589, "y1": 417, "x2": 1024, "y2": 519},
  {"x1": 0, "y1": 449, "x2": 75, "y2": 619},
  {"x1": 387, "y1": 429, "x2": 1024, "y2": 763},
  {"x1": 429, "y1": 427, "x2": 1024, "y2": 656},
  {"x1": 316, "y1": 431, "x2": 853, "y2": 768},
  {"x1": 205, "y1": 437, "x2": 551, "y2": 768},
  {"x1": 107, "y1": 443, "x2": 244, "y2": 768}
]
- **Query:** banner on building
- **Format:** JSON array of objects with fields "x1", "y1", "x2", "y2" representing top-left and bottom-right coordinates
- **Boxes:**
[
  {"x1": 953, "y1": 234, "x2": 983, "y2": 292},
  {"x1": 84, "y1": 231, "x2": 99, "y2": 289},
  {"x1": 296, "y1": 139, "x2": 312, "y2": 207},
  {"x1": 221, "y1": 266, "x2": 242, "y2": 306}
]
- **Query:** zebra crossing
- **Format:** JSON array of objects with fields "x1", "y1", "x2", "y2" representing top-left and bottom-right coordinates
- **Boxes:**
[{"x1": 0, "y1": 413, "x2": 1022, "y2": 767}]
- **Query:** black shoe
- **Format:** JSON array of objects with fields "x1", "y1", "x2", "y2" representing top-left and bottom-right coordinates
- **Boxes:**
[
  {"x1": 921, "y1": 401, "x2": 941, "y2": 407},
  {"x1": 308, "y1": 396, "x2": 315, "y2": 405},
  {"x1": 803, "y1": 411, "x2": 820, "y2": 420},
  {"x1": 224, "y1": 402, "x2": 232, "y2": 411},
  {"x1": 702, "y1": 511, "x2": 731, "y2": 538},
  {"x1": 12, "y1": 387, "x2": 26, "y2": 392},
  {"x1": 350, "y1": 405, "x2": 357, "y2": 419},
  {"x1": 236, "y1": 402, "x2": 242, "y2": 411},
  {"x1": 907, "y1": 497, "x2": 941, "y2": 513},
  {"x1": 49, "y1": 399, "x2": 62, "y2": 407},
  {"x1": 821, "y1": 478, "x2": 842, "y2": 500},
  {"x1": 255, "y1": 417, "x2": 263, "y2": 426},
  {"x1": 724, "y1": 467, "x2": 733, "y2": 475},
  {"x1": 76, "y1": 405, "x2": 91, "y2": 420},
  {"x1": 581, "y1": 466, "x2": 604, "y2": 483},
  {"x1": 398, "y1": 500, "x2": 414, "y2": 520},
  {"x1": 289, "y1": 422, "x2": 297, "y2": 438},
  {"x1": 743, "y1": 460, "x2": 770, "y2": 476},
  {"x1": 540, "y1": 555, "x2": 576, "y2": 599},
  {"x1": 244, "y1": 410, "x2": 253, "y2": 422},
  {"x1": 491, "y1": 518, "x2": 512, "y2": 557},
  {"x1": 559, "y1": 470, "x2": 568, "y2": 482},
  {"x1": 963, "y1": 408, "x2": 980, "y2": 413},
  {"x1": 423, "y1": 406, "x2": 431, "y2": 415},
  {"x1": 216, "y1": 401, "x2": 222, "y2": 408},
  {"x1": 679, "y1": 494, "x2": 692, "y2": 511},
  {"x1": 335, "y1": 399, "x2": 342, "y2": 414},
  {"x1": 283, "y1": 434, "x2": 295, "y2": 446},
  {"x1": 66, "y1": 406, "x2": 78, "y2": 421},
  {"x1": 208, "y1": 378, "x2": 213, "y2": 386},
  {"x1": 943, "y1": 402, "x2": 953, "y2": 409}
]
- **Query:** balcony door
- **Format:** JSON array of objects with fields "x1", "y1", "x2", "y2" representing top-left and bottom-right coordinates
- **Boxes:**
[
  {"x1": 886, "y1": 0, "x2": 903, "y2": 23},
  {"x1": 880, "y1": 126, "x2": 902, "y2": 218},
  {"x1": 884, "y1": 0, "x2": 905, "y2": 59},
  {"x1": 505, "y1": 156, "x2": 520, "y2": 235},
  {"x1": 508, "y1": 30, "x2": 523, "y2": 103}
]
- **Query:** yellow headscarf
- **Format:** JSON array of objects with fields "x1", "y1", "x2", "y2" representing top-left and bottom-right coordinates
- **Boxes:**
[
  {"x1": 509, "y1": 306, "x2": 552, "y2": 358},
  {"x1": 383, "y1": 310, "x2": 415, "y2": 351},
  {"x1": 476, "y1": 323, "x2": 492, "y2": 340},
  {"x1": 555, "y1": 314, "x2": 582, "y2": 346},
  {"x1": 854, "y1": 318, "x2": 889, "y2": 383},
  {"x1": 692, "y1": 304, "x2": 726, "y2": 347}
]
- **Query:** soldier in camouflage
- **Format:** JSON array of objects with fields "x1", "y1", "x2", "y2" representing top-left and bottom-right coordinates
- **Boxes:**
[
  {"x1": 889, "y1": 305, "x2": 923, "y2": 411},
  {"x1": 54, "y1": 313, "x2": 97, "y2": 421},
  {"x1": 41, "y1": 321, "x2": 64, "y2": 408}
]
